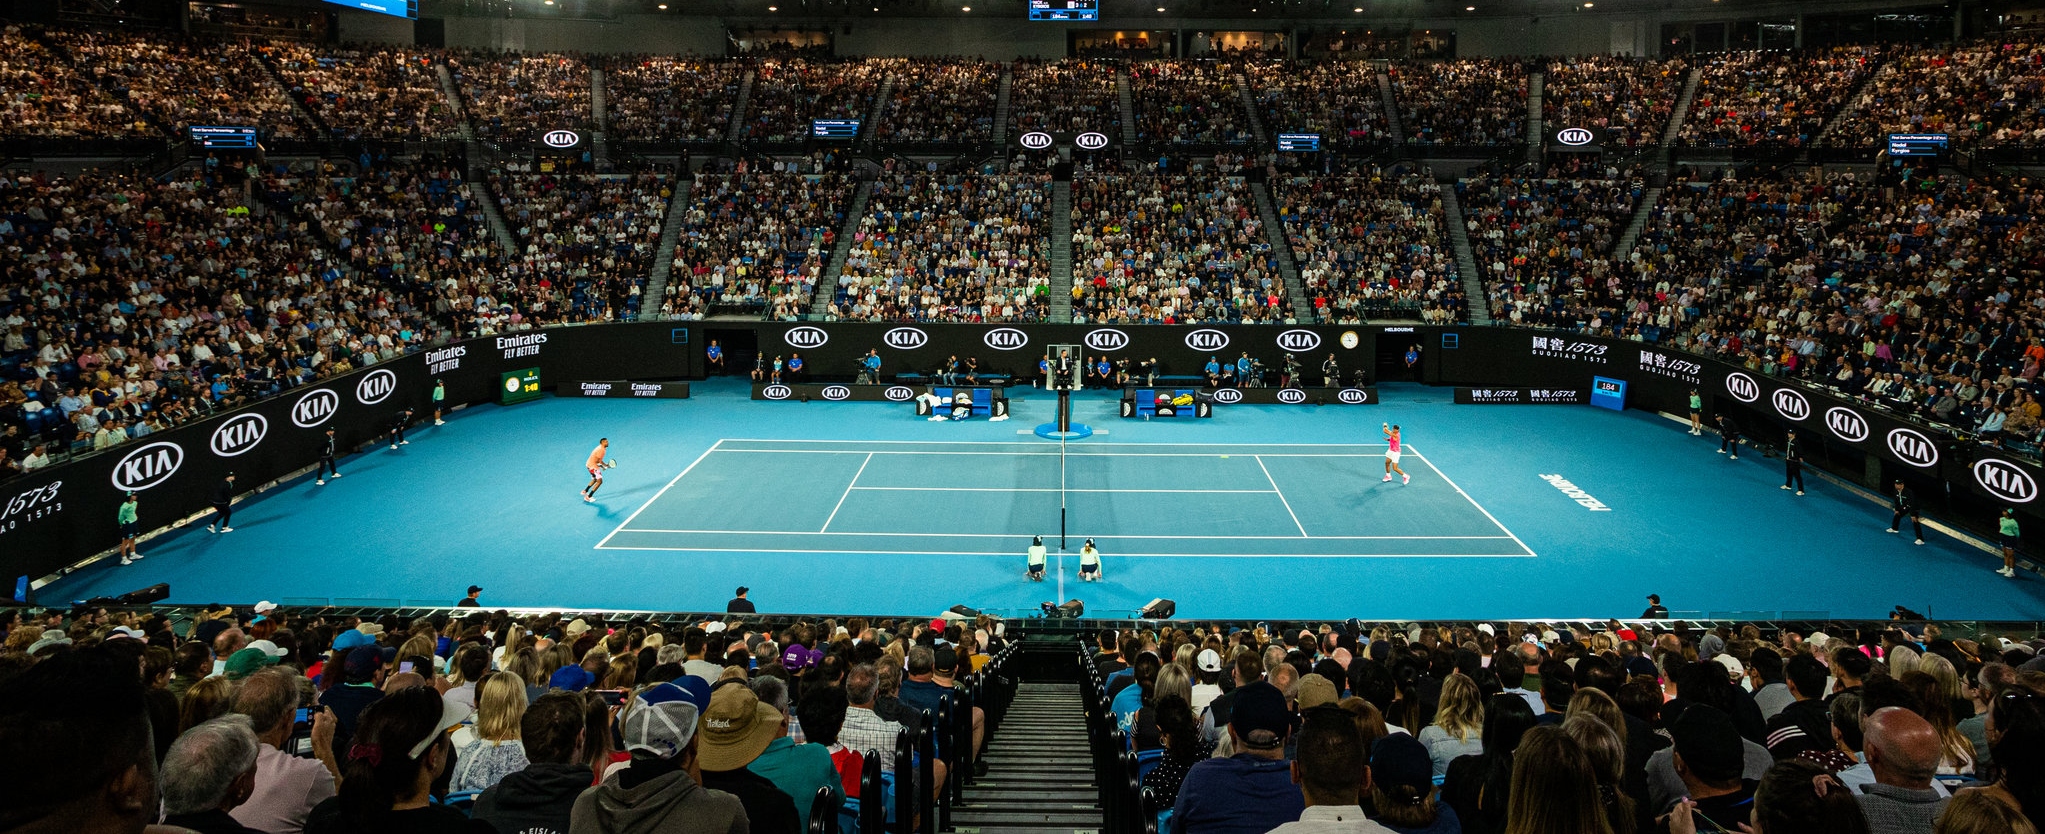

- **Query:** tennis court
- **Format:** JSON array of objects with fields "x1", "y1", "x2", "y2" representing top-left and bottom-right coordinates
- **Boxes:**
[{"x1": 597, "y1": 439, "x2": 1534, "y2": 558}]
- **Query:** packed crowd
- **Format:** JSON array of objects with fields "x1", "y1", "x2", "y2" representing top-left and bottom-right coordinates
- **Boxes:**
[
  {"x1": 266, "y1": 43, "x2": 459, "y2": 141},
  {"x1": 0, "y1": 603, "x2": 1014, "y2": 834},
  {"x1": 601, "y1": 55, "x2": 745, "y2": 143},
  {"x1": 451, "y1": 51, "x2": 593, "y2": 141},
  {"x1": 1071, "y1": 165, "x2": 1289, "y2": 325},
  {"x1": 1129, "y1": 61, "x2": 1256, "y2": 145},
  {"x1": 1541, "y1": 56, "x2": 1687, "y2": 150},
  {"x1": 1826, "y1": 41, "x2": 2045, "y2": 151},
  {"x1": 49, "y1": 28, "x2": 312, "y2": 139},
  {"x1": 1008, "y1": 58, "x2": 1124, "y2": 136},
  {"x1": 1394, "y1": 59, "x2": 1527, "y2": 147},
  {"x1": 742, "y1": 58, "x2": 888, "y2": 143},
  {"x1": 0, "y1": 24, "x2": 150, "y2": 139},
  {"x1": 1245, "y1": 60, "x2": 1392, "y2": 147},
  {"x1": 1675, "y1": 47, "x2": 1879, "y2": 148},
  {"x1": 1271, "y1": 162, "x2": 1466, "y2": 325},
  {"x1": 828, "y1": 172, "x2": 1051, "y2": 323},
  {"x1": 875, "y1": 59, "x2": 1000, "y2": 144},
  {"x1": 488, "y1": 171, "x2": 672, "y2": 322},
  {"x1": 670, "y1": 164, "x2": 856, "y2": 321},
  {"x1": 1460, "y1": 174, "x2": 1642, "y2": 328}
]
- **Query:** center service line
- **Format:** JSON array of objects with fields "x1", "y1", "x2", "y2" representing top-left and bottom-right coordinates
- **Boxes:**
[
  {"x1": 818, "y1": 453, "x2": 874, "y2": 533},
  {"x1": 1254, "y1": 455, "x2": 1311, "y2": 538}
]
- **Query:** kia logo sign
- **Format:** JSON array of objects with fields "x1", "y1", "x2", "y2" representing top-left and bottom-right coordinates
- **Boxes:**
[
  {"x1": 1771, "y1": 388, "x2": 1810, "y2": 422},
  {"x1": 1887, "y1": 428, "x2": 1940, "y2": 469},
  {"x1": 356, "y1": 369, "x2": 397, "y2": 405},
  {"x1": 1724, "y1": 372, "x2": 1760, "y2": 403},
  {"x1": 1185, "y1": 329, "x2": 1230, "y2": 351},
  {"x1": 542, "y1": 130, "x2": 582, "y2": 148},
  {"x1": 210, "y1": 413, "x2": 268, "y2": 457},
  {"x1": 883, "y1": 327, "x2": 929, "y2": 349},
  {"x1": 292, "y1": 389, "x2": 340, "y2": 428},
  {"x1": 763, "y1": 385, "x2": 793, "y2": 400},
  {"x1": 1825, "y1": 406, "x2": 1869, "y2": 443},
  {"x1": 821, "y1": 385, "x2": 852, "y2": 401},
  {"x1": 984, "y1": 328, "x2": 1029, "y2": 351},
  {"x1": 1277, "y1": 388, "x2": 1307, "y2": 404},
  {"x1": 1075, "y1": 131, "x2": 1110, "y2": 150},
  {"x1": 1974, "y1": 459, "x2": 2038, "y2": 503},
  {"x1": 1084, "y1": 329, "x2": 1131, "y2": 352},
  {"x1": 1276, "y1": 329, "x2": 1322, "y2": 352},
  {"x1": 1556, "y1": 127, "x2": 1594, "y2": 146},
  {"x1": 1338, "y1": 388, "x2": 1368, "y2": 404},
  {"x1": 884, "y1": 386, "x2": 915, "y2": 402},
  {"x1": 1212, "y1": 388, "x2": 1243, "y2": 404},
  {"x1": 1019, "y1": 131, "x2": 1053, "y2": 150},
  {"x1": 110, "y1": 441, "x2": 184, "y2": 492},
  {"x1": 784, "y1": 326, "x2": 829, "y2": 348}
]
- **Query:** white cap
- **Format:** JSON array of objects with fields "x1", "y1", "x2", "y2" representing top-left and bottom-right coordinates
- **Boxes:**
[
  {"x1": 703, "y1": 622, "x2": 728, "y2": 634},
  {"x1": 1476, "y1": 623, "x2": 1496, "y2": 636},
  {"x1": 1714, "y1": 653, "x2": 1746, "y2": 678},
  {"x1": 1197, "y1": 649, "x2": 1223, "y2": 673},
  {"x1": 253, "y1": 601, "x2": 278, "y2": 614},
  {"x1": 248, "y1": 639, "x2": 288, "y2": 658},
  {"x1": 107, "y1": 626, "x2": 144, "y2": 641}
]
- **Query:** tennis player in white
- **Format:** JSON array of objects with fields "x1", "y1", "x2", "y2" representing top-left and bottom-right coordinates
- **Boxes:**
[{"x1": 1383, "y1": 423, "x2": 1409, "y2": 485}]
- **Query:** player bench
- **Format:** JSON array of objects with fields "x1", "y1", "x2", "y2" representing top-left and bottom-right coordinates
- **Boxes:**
[{"x1": 1120, "y1": 387, "x2": 1212, "y2": 419}]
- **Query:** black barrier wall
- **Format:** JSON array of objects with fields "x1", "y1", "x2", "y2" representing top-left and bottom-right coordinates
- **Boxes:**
[{"x1": 1, "y1": 323, "x2": 700, "y2": 586}]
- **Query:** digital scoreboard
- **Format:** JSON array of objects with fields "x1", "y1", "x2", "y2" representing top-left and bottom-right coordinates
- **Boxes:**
[
  {"x1": 1887, "y1": 133, "x2": 1949, "y2": 157},
  {"x1": 1590, "y1": 376, "x2": 1627, "y2": 412},
  {"x1": 501, "y1": 368, "x2": 543, "y2": 405},
  {"x1": 811, "y1": 119, "x2": 862, "y2": 140},
  {"x1": 1276, "y1": 133, "x2": 1322, "y2": 152},
  {"x1": 321, "y1": 0, "x2": 418, "y2": 18},
  {"x1": 189, "y1": 126, "x2": 259, "y2": 150},
  {"x1": 1029, "y1": 0, "x2": 1099, "y2": 20}
]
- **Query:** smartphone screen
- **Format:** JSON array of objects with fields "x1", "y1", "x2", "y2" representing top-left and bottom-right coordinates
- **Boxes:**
[
  {"x1": 600, "y1": 690, "x2": 626, "y2": 706},
  {"x1": 399, "y1": 661, "x2": 415, "y2": 675}
]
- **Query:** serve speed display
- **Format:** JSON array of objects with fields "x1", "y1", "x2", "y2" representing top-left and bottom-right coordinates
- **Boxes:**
[{"x1": 1029, "y1": 0, "x2": 1099, "y2": 20}]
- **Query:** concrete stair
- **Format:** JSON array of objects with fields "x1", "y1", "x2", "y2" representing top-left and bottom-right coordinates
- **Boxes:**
[
  {"x1": 1250, "y1": 181, "x2": 1311, "y2": 323},
  {"x1": 1235, "y1": 72, "x2": 1268, "y2": 147},
  {"x1": 1440, "y1": 184, "x2": 1490, "y2": 325},
  {"x1": 1050, "y1": 180, "x2": 1074, "y2": 322},
  {"x1": 993, "y1": 70, "x2": 1014, "y2": 145},
  {"x1": 590, "y1": 66, "x2": 612, "y2": 171},
  {"x1": 254, "y1": 53, "x2": 326, "y2": 136},
  {"x1": 862, "y1": 75, "x2": 894, "y2": 146},
  {"x1": 1116, "y1": 69, "x2": 1137, "y2": 146},
  {"x1": 950, "y1": 683, "x2": 1101, "y2": 834},
  {"x1": 1526, "y1": 70, "x2": 1545, "y2": 164},
  {"x1": 1613, "y1": 185, "x2": 1665, "y2": 259},
  {"x1": 1662, "y1": 68, "x2": 1702, "y2": 147},
  {"x1": 640, "y1": 175, "x2": 692, "y2": 320},
  {"x1": 812, "y1": 179, "x2": 874, "y2": 319},
  {"x1": 728, "y1": 71, "x2": 756, "y2": 143},
  {"x1": 1378, "y1": 71, "x2": 1405, "y2": 144},
  {"x1": 1815, "y1": 61, "x2": 1886, "y2": 148}
]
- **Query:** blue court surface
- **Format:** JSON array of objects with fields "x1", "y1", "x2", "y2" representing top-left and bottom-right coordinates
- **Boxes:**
[{"x1": 43, "y1": 379, "x2": 2045, "y2": 621}]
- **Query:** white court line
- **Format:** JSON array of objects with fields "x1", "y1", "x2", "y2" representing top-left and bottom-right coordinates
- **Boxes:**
[
  {"x1": 1255, "y1": 455, "x2": 1310, "y2": 538},
  {"x1": 613, "y1": 528, "x2": 1513, "y2": 540},
  {"x1": 711, "y1": 449, "x2": 1388, "y2": 457},
  {"x1": 720, "y1": 438, "x2": 1389, "y2": 447},
  {"x1": 593, "y1": 545, "x2": 1535, "y2": 558},
  {"x1": 1404, "y1": 446, "x2": 1539, "y2": 558},
  {"x1": 848, "y1": 486, "x2": 1278, "y2": 494},
  {"x1": 594, "y1": 439, "x2": 726, "y2": 549},
  {"x1": 818, "y1": 453, "x2": 873, "y2": 533}
]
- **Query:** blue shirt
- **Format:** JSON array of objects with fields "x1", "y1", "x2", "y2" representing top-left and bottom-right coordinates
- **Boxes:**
[
  {"x1": 1237, "y1": 359, "x2": 1252, "y2": 374},
  {"x1": 1205, "y1": 361, "x2": 1221, "y2": 374},
  {"x1": 1111, "y1": 682, "x2": 1144, "y2": 738},
  {"x1": 708, "y1": 346, "x2": 723, "y2": 360},
  {"x1": 866, "y1": 356, "x2": 882, "y2": 371},
  {"x1": 1169, "y1": 754, "x2": 1304, "y2": 834},
  {"x1": 789, "y1": 357, "x2": 803, "y2": 370}
]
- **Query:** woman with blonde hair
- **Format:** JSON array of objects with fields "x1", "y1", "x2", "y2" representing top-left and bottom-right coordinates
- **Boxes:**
[
  {"x1": 602, "y1": 656, "x2": 636, "y2": 691},
  {"x1": 1901, "y1": 670, "x2": 1977, "y2": 775},
  {"x1": 1568, "y1": 687, "x2": 1629, "y2": 748},
  {"x1": 1562, "y1": 715, "x2": 1637, "y2": 834},
  {"x1": 451, "y1": 671, "x2": 530, "y2": 792},
  {"x1": 1503, "y1": 726, "x2": 1614, "y2": 834},
  {"x1": 177, "y1": 675, "x2": 236, "y2": 735},
  {"x1": 1420, "y1": 672, "x2": 1486, "y2": 777}
]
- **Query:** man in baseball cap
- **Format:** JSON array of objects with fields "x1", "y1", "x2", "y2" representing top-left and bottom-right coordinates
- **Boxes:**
[
  {"x1": 1170, "y1": 681, "x2": 1305, "y2": 832},
  {"x1": 696, "y1": 683, "x2": 801, "y2": 832},
  {"x1": 575, "y1": 684, "x2": 746, "y2": 831}
]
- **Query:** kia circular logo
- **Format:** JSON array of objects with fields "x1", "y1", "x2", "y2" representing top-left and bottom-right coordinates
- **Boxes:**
[
  {"x1": 1974, "y1": 459, "x2": 2039, "y2": 503},
  {"x1": 1084, "y1": 329, "x2": 1131, "y2": 352},
  {"x1": 984, "y1": 328, "x2": 1029, "y2": 351},
  {"x1": 1824, "y1": 406, "x2": 1869, "y2": 443},
  {"x1": 1723, "y1": 372, "x2": 1760, "y2": 403},
  {"x1": 542, "y1": 130, "x2": 581, "y2": 148},
  {"x1": 1075, "y1": 131, "x2": 1110, "y2": 150},
  {"x1": 1886, "y1": 428, "x2": 1940, "y2": 469},
  {"x1": 884, "y1": 386, "x2": 915, "y2": 402},
  {"x1": 1276, "y1": 329, "x2": 1322, "y2": 352},
  {"x1": 883, "y1": 327, "x2": 929, "y2": 349},
  {"x1": 784, "y1": 326, "x2": 829, "y2": 349},
  {"x1": 1556, "y1": 127, "x2": 1594, "y2": 146},
  {"x1": 1276, "y1": 388, "x2": 1307, "y2": 404},
  {"x1": 110, "y1": 441, "x2": 184, "y2": 492},
  {"x1": 356, "y1": 369, "x2": 397, "y2": 405},
  {"x1": 1212, "y1": 388, "x2": 1243, "y2": 404},
  {"x1": 821, "y1": 385, "x2": 852, "y2": 401},
  {"x1": 1185, "y1": 329, "x2": 1230, "y2": 351},
  {"x1": 1338, "y1": 388, "x2": 1368, "y2": 404},
  {"x1": 763, "y1": 385, "x2": 793, "y2": 400},
  {"x1": 1770, "y1": 388, "x2": 1810, "y2": 422},
  {"x1": 292, "y1": 388, "x2": 340, "y2": 428},
  {"x1": 210, "y1": 413, "x2": 268, "y2": 457},
  {"x1": 1019, "y1": 131, "x2": 1053, "y2": 150}
]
